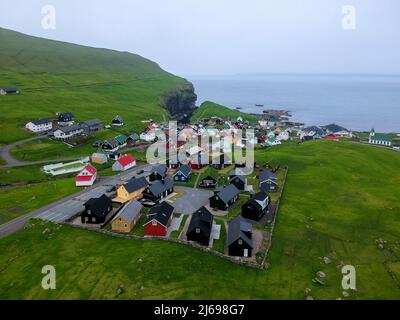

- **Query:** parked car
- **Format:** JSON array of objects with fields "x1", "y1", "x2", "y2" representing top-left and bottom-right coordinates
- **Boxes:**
[{"x1": 137, "y1": 169, "x2": 144, "y2": 175}]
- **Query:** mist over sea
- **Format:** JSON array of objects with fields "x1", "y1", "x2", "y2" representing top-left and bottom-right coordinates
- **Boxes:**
[{"x1": 188, "y1": 74, "x2": 400, "y2": 132}]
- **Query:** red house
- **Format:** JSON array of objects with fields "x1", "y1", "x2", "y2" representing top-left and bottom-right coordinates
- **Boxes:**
[
  {"x1": 112, "y1": 154, "x2": 136, "y2": 171},
  {"x1": 76, "y1": 164, "x2": 97, "y2": 187},
  {"x1": 144, "y1": 202, "x2": 174, "y2": 237},
  {"x1": 325, "y1": 134, "x2": 340, "y2": 141}
]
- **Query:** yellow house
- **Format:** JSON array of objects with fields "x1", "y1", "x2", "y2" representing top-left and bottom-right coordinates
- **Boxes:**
[
  {"x1": 111, "y1": 200, "x2": 143, "y2": 233},
  {"x1": 113, "y1": 177, "x2": 148, "y2": 203}
]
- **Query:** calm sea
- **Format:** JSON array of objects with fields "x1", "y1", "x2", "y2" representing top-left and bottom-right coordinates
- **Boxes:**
[{"x1": 188, "y1": 74, "x2": 400, "y2": 132}]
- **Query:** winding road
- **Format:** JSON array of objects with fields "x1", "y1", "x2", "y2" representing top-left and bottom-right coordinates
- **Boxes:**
[{"x1": 0, "y1": 136, "x2": 80, "y2": 168}]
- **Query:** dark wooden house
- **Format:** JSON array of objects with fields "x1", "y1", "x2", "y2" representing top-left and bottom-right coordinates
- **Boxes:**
[
  {"x1": 186, "y1": 206, "x2": 214, "y2": 246},
  {"x1": 57, "y1": 112, "x2": 74, "y2": 125},
  {"x1": 143, "y1": 179, "x2": 174, "y2": 203},
  {"x1": 81, "y1": 194, "x2": 113, "y2": 224},
  {"x1": 211, "y1": 154, "x2": 232, "y2": 170},
  {"x1": 173, "y1": 164, "x2": 192, "y2": 183},
  {"x1": 228, "y1": 174, "x2": 247, "y2": 191},
  {"x1": 227, "y1": 215, "x2": 253, "y2": 257},
  {"x1": 259, "y1": 170, "x2": 278, "y2": 193},
  {"x1": 148, "y1": 164, "x2": 167, "y2": 182},
  {"x1": 209, "y1": 184, "x2": 240, "y2": 211},
  {"x1": 241, "y1": 191, "x2": 270, "y2": 221}
]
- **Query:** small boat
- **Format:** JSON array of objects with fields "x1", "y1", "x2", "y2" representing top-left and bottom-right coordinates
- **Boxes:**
[
  {"x1": 235, "y1": 107, "x2": 242, "y2": 110},
  {"x1": 255, "y1": 104, "x2": 264, "y2": 107}
]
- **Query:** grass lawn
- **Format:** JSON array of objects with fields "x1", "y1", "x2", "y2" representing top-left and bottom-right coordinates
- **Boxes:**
[
  {"x1": 0, "y1": 165, "x2": 50, "y2": 184},
  {"x1": 0, "y1": 178, "x2": 77, "y2": 225},
  {"x1": 173, "y1": 173, "x2": 199, "y2": 188},
  {"x1": 192, "y1": 101, "x2": 259, "y2": 123},
  {"x1": 1, "y1": 140, "x2": 400, "y2": 299},
  {"x1": 225, "y1": 194, "x2": 249, "y2": 221}
]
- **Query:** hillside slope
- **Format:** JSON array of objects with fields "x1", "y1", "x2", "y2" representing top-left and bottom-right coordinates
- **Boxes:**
[
  {"x1": 0, "y1": 28, "x2": 196, "y2": 144},
  {"x1": 192, "y1": 101, "x2": 259, "y2": 123}
]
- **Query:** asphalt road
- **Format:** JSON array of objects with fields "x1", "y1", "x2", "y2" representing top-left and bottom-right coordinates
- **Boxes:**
[
  {"x1": 172, "y1": 187, "x2": 213, "y2": 214},
  {"x1": 0, "y1": 163, "x2": 153, "y2": 238},
  {"x1": 0, "y1": 136, "x2": 81, "y2": 168}
]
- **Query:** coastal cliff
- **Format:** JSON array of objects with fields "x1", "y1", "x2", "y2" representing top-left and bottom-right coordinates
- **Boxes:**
[{"x1": 160, "y1": 82, "x2": 197, "y2": 123}]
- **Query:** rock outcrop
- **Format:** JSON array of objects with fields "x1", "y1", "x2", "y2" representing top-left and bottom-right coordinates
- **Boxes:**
[{"x1": 160, "y1": 82, "x2": 197, "y2": 123}]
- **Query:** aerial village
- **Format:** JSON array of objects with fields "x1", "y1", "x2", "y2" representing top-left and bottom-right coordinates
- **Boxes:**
[{"x1": 18, "y1": 94, "x2": 400, "y2": 267}]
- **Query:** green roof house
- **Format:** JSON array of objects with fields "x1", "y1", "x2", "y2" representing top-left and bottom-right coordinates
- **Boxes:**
[
  {"x1": 369, "y1": 129, "x2": 392, "y2": 147},
  {"x1": 115, "y1": 134, "x2": 128, "y2": 146}
]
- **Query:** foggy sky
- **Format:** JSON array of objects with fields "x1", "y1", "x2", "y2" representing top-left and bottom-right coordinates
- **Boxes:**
[{"x1": 1, "y1": 0, "x2": 399, "y2": 76}]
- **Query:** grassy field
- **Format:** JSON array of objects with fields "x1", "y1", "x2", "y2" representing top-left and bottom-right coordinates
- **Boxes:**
[
  {"x1": 192, "y1": 101, "x2": 259, "y2": 123},
  {"x1": 0, "y1": 178, "x2": 77, "y2": 225},
  {"x1": 1, "y1": 140, "x2": 400, "y2": 299},
  {"x1": 0, "y1": 27, "x2": 189, "y2": 145}
]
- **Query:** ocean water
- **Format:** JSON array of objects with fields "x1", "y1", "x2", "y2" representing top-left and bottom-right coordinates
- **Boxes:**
[{"x1": 188, "y1": 74, "x2": 400, "y2": 132}]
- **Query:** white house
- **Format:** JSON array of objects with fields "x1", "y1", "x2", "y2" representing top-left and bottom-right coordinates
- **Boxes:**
[
  {"x1": 25, "y1": 119, "x2": 52, "y2": 132},
  {"x1": 54, "y1": 124, "x2": 84, "y2": 139},
  {"x1": 334, "y1": 130, "x2": 352, "y2": 138},
  {"x1": 277, "y1": 131, "x2": 290, "y2": 141},
  {"x1": 140, "y1": 131, "x2": 156, "y2": 142},
  {"x1": 75, "y1": 165, "x2": 97, "y2": 187},
  {"x1": 369, "y1": 129, "x2": 392, "y2": 147}
]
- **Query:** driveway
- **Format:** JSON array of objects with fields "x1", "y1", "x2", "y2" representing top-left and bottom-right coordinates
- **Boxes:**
[
  {"x1": 172, "y1": 187, "x2": 213, "y2": 214},
  {"x1": 166, "y1": 214, "x2": 183, "y2": 237}
]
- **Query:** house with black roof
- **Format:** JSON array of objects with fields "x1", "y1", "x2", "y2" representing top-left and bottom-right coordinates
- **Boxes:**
[
  {"x1": 113, "y1": 177, "x2": 148, "y2": 203},
  {"x1": 143, "y1": 179, "x2": 174, "y2": 203},
  {"x1": 81, "y1": 119, "x2": 103, "y2": 133},
  {"x1": 144, "y1": 202, "x2": 175, "y2": 236},
  {"x1": 227, "y1": 215, "x2": 253, "y2": 257},
  {"x1": 148, "y1": 164, "x2": 167, "y2": 182},
  {"x1": 0, "y1": 87, "x2": 19, "y2": 95},
  {"x1": 199, "y1": 167, "x2": 219, "y2": 188},
  {"x1": 242, "y1": 191, "x2": 270, "y2": 221},
  {"x1": 209, "y1": 184, "x2": 240, "y2": 211},
  {"x1": 186, "y1": 206, "x2": 214, "y2": 246},
  {"x1": 81, "y1": 194, "x2": 113, "y2": 224},
  {"x1": 102, "y1": 138, "x2": 120, "y2": 153},
  {"x1": 112, "y1": 115, "x2": 124, "y2": 127},
  {"x1": 173, "y1": 164, "x2": 192, "y2": 183},
  {"x1": 211, "y1": 154, "x2": 232, "y2": 170},
  {"x1": 259, "y1": 170, "x2": 278, "y2": 193},
  {"x1": 57, "y1": 112, "x2": 74, "y2": 126},
  {"x1": 228, "y1": 170, "x2": 247, "y2": 191}
]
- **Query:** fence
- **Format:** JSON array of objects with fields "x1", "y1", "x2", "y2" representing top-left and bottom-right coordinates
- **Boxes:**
[{"x1": 59, "y1": 165, "x2": 289, "y2": 270}]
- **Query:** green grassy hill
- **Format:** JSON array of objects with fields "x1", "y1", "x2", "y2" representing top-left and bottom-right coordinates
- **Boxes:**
[
  {"x1": 0, "y1": 28, "x2": 189, "y2": 144},
  {"x1": 1, "y1": 140, "x2": 399, "y2": 299},
  {"x1": 192, "y1": 101, "x2": 259, "y2": 123}
]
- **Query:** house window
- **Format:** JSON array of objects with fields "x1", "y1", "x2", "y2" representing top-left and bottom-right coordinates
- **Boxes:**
[
  {"x1": 87, "y1": 209, "x2": 91, "y2": 215},
  {"x1": 152, "y1": 220, "x2": 157, "y2": 226},
  {"x1": 124, "y1": 224, "x2": 127, "y2": 228},
  {"x1": 238, "y1": 239, "x2": 243, "y2": 245},
  {"x1": 195, "y1": 228, "x2": 200, "y2": 234}
]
